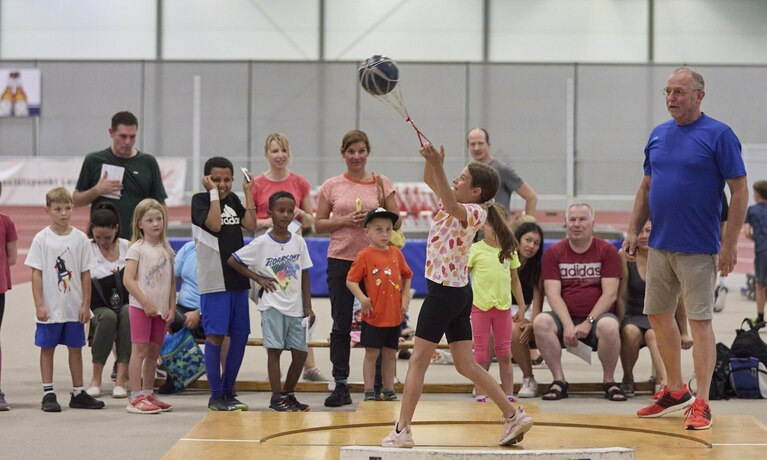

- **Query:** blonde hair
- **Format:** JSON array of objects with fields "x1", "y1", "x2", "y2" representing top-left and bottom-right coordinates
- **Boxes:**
[
  {"x1": 46, "y1": 187, "x2": 72, "y2": 206},
  {"x1": 510, "y1": 214, "x2": 536, "y2": 232},
  {"x1": 130, "y1": 198, "x2": 174, "y2": 255},
  {"x1": 264, "y1": 133, "x2": 292, "y2": 160}
]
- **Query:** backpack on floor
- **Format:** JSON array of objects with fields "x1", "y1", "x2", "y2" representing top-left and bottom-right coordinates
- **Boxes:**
[
  {"x1": 729, "y1": 357, "x2": 767, "y2": 399},
  {"x1": 709, "y1": 342, "x2": 734, "y2": 400},
  {"x1": 730, "y1": 318, "x2": 767, "y2": 367},
  {"x1": 160, "y1": 328, "x2": 206, "y2": 392}
]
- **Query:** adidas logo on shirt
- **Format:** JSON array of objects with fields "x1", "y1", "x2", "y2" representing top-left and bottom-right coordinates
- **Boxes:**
[{"x1": 221, "y1": 204, "x2": 241, "y2": 225}]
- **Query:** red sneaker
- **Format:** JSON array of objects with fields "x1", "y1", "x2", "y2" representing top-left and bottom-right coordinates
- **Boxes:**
[
  {"x1": 684, "y1": 398, "x2": 712, "y2": 430},
  {"x1": 126, "y1": 395, "x2": 161, "y2": 415},
  {"x1": 147, "y1": 393, "x2": 173, "y2": 412},
  {"x1": 637, "y1": 385, "x2": 694, "y2": 418}
]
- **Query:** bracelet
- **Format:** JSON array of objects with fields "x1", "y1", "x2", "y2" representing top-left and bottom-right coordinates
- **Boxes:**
[{"x1": 209, "y1": 189, "x2": 220, "y2": 201}]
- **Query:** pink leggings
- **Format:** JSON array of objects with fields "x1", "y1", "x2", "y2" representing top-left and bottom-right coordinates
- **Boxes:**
[{"x1": 470, "y1": 305, "x2": 513, "y2": 364}]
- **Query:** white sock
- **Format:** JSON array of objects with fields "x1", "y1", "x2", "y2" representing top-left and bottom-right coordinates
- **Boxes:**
[{"x1": 72, "y1": 386, "x2": 84, "y2": 396}]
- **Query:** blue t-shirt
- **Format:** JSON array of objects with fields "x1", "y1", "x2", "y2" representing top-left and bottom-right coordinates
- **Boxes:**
[
  {"x1": 644, "y1": 113, "x2": 746, "y2": 254},
  {"x1": 746, "y1": 202, "x2": 767, "y2": 254},
  {"x1": 174, "y1": 240, "x2": 200, "y2": 310}
]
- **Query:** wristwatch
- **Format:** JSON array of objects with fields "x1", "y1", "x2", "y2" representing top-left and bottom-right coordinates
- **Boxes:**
[{"x1": 586, "y1": 316, "x2": 596, "y2": 324}]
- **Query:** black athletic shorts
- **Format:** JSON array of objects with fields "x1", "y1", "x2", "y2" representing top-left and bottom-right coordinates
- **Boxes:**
[
  {"x1": 415, "y1": 280, "x2": 473, "y2": 344},
  {"x1": 360, "y1": 322, "x2": 400, "y2": 350}
]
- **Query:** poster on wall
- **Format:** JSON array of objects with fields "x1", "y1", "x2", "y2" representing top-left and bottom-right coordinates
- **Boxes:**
[{"x1": 0, "y1": 68, "x2": 41, "y2": 117}]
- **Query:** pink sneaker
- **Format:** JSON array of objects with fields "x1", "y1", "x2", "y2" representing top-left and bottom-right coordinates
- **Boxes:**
[
  {"x1": 126, "y1": 395, "x2": 162, "y2": 415},
  {"x1": 147, "y1": 393, "x2": 173, "y2": 412},
  {"x1": 382, "y1": 422, "x2": 415, "y2": 448},
  {"x1": 499, "y1": 406, "x2": 533, "y2": 446}
]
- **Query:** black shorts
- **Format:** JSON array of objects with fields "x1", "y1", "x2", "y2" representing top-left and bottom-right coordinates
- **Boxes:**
[
  {"x1": 415, "y1": 280, "x2": 473, "y2": 344},
  {"x1": 545, "y1": 311, "x2": 619, "y2": 352},
  {"x1": 360, "y1": 322, "x2": 400, "y2": 350}
]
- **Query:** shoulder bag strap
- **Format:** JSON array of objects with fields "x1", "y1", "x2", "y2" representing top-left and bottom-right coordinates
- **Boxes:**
[{"x1": 374, "y1": 173, "x2": 386, "y2": 207}]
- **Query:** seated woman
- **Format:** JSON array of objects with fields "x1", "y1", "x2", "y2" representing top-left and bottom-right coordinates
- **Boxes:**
[
  {"x1": 510, "y1": 222, "x2": 544, "y2": 398},
  {"x1": 618, "y1": 221, "x2": 666, "y2": 396},
  {"x1": 169, "y1": 240, "x2": 205, "y2": 340},
  {"x1": 86, "y1": 203, "x2": 130, "y2": 399}
]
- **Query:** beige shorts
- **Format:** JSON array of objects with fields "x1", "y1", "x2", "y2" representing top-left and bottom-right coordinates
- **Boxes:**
[{"x1": 644, "y1": 248, "x2": 717, "y2": 321}]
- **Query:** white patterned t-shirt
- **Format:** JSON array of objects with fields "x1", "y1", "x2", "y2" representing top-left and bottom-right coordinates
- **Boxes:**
[{"x1": 424, "y1": 202, "x2": 486, "y2": 287}]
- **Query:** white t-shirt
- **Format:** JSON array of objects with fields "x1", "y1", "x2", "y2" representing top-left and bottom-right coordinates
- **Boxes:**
[
  {"x1": 90, "y1": 238, "x2": 129, "y2": 280},
  {"x1": 232, "y1": 232, "x2": 313, "y2": 317},
  {"x1": 125, "y1": 241, "x2": 173, "y2": 315},
  {"x1": 25, "y1": 226, "x2": 95, "y2": 323}
]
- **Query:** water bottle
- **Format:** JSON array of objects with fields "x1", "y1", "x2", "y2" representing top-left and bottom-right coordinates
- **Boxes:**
[{"x1": 109, "y1": 288, "x2": 121, "y2": 309}]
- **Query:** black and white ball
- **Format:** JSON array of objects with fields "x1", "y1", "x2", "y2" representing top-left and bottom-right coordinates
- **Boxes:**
[{"x1": 358, "y1": 55, "x2": 399, "y2": 96}]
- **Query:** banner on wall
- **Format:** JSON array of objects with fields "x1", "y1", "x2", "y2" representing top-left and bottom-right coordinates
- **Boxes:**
[
  {"x1": 0, "y1": 68, "x2": 41, "y2": 117},
  {"x1": 0, "y1": 157, "x2": 187, "y2": 205}
]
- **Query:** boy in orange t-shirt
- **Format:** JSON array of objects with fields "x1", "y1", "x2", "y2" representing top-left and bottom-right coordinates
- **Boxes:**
[{"x1": 347, "y1": 208, "x2": 412, "y2": 401}]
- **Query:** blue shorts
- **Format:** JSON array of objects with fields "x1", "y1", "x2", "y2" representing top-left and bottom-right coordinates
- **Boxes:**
[
  {"x1": 200, "y1": 290, "x2": 250, "y2": 337},
  {"x1": 35, "y1": 322, "x2": 86, "y2": 348},
  {"x1": 261, "y1": 307, "x2": 307, "y2": 352}
]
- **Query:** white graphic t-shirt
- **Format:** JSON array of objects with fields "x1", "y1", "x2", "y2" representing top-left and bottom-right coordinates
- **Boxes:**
[
  {"x1": 25, "y1": 226, "x2": 95, "y2": 323},
  {"x1": 233, "y1": 232, "x2": 313, "y2": 317}
]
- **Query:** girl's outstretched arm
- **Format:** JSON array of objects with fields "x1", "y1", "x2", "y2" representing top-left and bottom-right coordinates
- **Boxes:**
[{"x1": 420, "y1": 143, "x2": 467, "y2": 223}]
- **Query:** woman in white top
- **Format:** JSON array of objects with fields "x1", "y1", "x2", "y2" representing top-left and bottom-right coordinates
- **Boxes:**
[{"x1": 86, "y1": 203, "x2": 130, "y2": 399}]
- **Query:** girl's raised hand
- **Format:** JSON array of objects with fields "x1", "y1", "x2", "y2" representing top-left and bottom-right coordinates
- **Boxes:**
[{"x1": 419, "y1": 143, "x2": 445, "y2": 165}]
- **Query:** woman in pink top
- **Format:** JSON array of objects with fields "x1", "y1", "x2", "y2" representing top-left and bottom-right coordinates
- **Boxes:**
[
  {"x1": 251, "y1": 133, "x2": 314, "y2": 233},
  {"x1": 314, "y1": 129, "x2": 401, "y2": 407},
  {"x1": 251, "y1": 133, "x2": 325, "y2": 381}
]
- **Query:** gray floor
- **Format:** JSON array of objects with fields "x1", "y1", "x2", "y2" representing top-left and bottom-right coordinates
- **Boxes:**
[{"x1": 1, "y1": 274, "x2": 765, "y2": 459}]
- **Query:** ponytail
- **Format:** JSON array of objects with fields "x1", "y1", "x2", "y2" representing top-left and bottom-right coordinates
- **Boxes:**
[{"x1": 486, "y1": 203, "x2": 518, "y2": 263}]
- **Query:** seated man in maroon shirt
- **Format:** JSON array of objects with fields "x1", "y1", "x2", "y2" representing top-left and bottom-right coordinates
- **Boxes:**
[{"x1": 533, "y1": 203, "x2": 625, "y2": 402}]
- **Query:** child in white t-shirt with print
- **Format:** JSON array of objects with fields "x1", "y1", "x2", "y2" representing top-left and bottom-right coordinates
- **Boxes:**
[
  {"x1": 228, "y1": 191, "x2": 315, "y2": 412},
  {"x1": 26, "y1": 187, "x2": 104, "y2": 412}
]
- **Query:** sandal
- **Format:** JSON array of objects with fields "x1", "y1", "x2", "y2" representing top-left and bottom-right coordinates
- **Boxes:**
[
  {"x1": 604, "y1": 382, "x2": 627, "y2": 401},
  {"x1": 542, "y1": 380, "x2": 569, "y2": 400},
  {"x1": 621, "y1": 378, "x2": 635, "y2": 397}
]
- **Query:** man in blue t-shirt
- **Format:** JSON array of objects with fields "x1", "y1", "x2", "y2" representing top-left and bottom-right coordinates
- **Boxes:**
[{"x1": 624, "y1": 67, "x2": 748, "y2": 431}]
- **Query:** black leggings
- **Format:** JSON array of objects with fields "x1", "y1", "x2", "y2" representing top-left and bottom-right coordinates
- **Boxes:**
[
  {"x1": 327, "y1": 258, "x2": 355, "y2": 382},
  {"x1": 0, "y1": 293, "x2": 5, "y2": 330}
]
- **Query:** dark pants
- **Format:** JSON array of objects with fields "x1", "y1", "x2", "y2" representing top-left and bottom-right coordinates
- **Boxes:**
[{"x1": 327, "y1": 258, "x2": 355, "y2": 382}]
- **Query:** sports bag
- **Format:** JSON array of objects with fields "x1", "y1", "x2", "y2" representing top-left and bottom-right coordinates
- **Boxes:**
[
  {"x1": 730, "y1": 318, "x2": 767, "y2": 367},
  {"x1": 729, "y1": 357, "x2": 767, "y2": 399},
  {"x1": 160, "y1": 328, "x2": 206, "y2": 392},
  {"x1": 709, "y1": 342, "x2": 734, "y2": 400}
]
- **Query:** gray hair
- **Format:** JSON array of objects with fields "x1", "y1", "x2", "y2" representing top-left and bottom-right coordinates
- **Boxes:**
[
  {"x1": 565, "y1": 202, "x2": 595, "y2": 221},
  {"x1": 672, "y1": 66, "x2": 705, "y2": 90}
]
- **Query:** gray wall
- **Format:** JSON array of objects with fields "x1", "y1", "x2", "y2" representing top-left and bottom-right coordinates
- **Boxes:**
[{"x1": 2, "y1": 61, "x2": 767, "y2": 210}]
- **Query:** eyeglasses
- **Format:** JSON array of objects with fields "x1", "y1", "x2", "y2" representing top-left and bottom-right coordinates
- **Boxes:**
[{"x1": 662, "y1": 87, "x2": 701, "y2": 97}]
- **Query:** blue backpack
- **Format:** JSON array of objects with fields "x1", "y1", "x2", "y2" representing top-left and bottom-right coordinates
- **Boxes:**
[
  {"x1": 160, "y1": 328, "x2": 206, "y2": 392},
  {"x1": 729, "y1": 357, "x2": 767, "y2": 399}
]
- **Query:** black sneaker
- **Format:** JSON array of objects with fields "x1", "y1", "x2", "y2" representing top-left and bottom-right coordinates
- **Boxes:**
[
  {"x1": 285, "y1": 393, "x2": 310, "y2": 412},
  {"x1": 70, "y1": 391, "x2": 106, "y2": 409},
  {"x1": 41, "y1": 393, "x2": 62, "y2": 412},
  {"x1": 324, "y1": 383, "x2": 352, "y2": 407},
  {"x1": 381, "y1": 390, "x2": 398, "y2": 401},
  {"x1": 208, "y1": 396, "x2": 240, "y2": 411},
  {"x1": 364, "y1": 391, "x2": 379, "y2": 401},
  {"x1": 226, "y1": 394, "x2": 249, "y2": 411},
  {"x1": 269, "y1": 396, "x2": 296, "y2": 412}
]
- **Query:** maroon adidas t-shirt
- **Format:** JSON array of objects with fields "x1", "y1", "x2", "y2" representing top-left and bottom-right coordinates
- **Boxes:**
[{"x1": 541, "y1": 238, "x2": 622, "y2": 317}]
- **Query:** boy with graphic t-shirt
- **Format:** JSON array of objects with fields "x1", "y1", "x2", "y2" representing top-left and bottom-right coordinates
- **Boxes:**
[
  {"x1": 26, "y1": 187, "x2": 105, "y2": 412},
  {"x1": 191, "y1": 157, "x2": 257, "y2": 411},
  {"x1": 228, "y1": 191, "x2": 315, "y2": 412},
  {"x1": 347, "y1": 208, "x2": 413, "y2": 402}
]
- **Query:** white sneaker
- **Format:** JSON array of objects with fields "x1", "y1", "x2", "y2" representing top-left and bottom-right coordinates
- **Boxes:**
[
  {"x1": 499, "y1": 406, "x2": 533, "y2": 446},
  {"x1": 86, "y1": 386, "x2": 101, "y2": 397},
  {"x1": 382, "y1": 422, "x2": 414, "y2": 448},
  {"x1": 112, "y1": 386, "x2": 128, "y2": 399},
  {"x1": 517, "y1": 376, "x2": 538, "y2": 398}
]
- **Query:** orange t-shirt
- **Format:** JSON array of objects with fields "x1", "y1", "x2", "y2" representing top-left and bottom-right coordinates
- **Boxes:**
[{"x1": 347, "y1": 246, "x2": 413, "y2": 327}]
